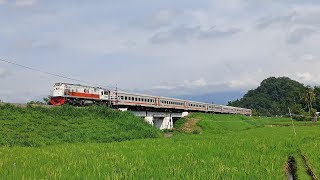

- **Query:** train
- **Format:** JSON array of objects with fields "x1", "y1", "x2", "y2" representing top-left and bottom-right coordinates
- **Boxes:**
[{"x1": 50, "y1": 83, "x2": 252, "y2": 116}]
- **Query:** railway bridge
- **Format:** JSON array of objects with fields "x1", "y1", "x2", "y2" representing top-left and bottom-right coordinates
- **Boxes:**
[{"x1": 124, "y1": 109, "x2": 189, "y2": 130}]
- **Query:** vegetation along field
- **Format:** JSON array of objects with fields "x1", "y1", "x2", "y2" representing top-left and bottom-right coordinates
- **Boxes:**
[{"x1": 0, "y1": 105, "x2": 320, "y2": 179}]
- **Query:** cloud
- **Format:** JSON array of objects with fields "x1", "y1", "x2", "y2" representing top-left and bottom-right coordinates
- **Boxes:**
[
  {"x1": 228, "y1": 78, "x2": 259, "y2": 89},
  {"x1": 15, "y1": 0, "x2": 37, "y2": 6},
  {"x1": 0, "y1": 0, "x2": 6, "y2": 5},
  {"x1": 148, "y1": 9, "x2": 179, "y2": 28},
  {"x1": 287, "y1": 27, "x2": 318, "y2": 44},
  {"x1": 0, "y1": 67, "x2": 10, "y2": 79},
  {"x1": 296, "y1": 72, "x2": 313, "y2": 82},
  {"x1": 151, "y1": 85, "x2": 175, "y2": 90},
  {"x1": 149, "y1": 26, "x2": 240, "y2": 44},
  {"x1": 256, "y1": 13, "x2": 297, "y2": 29},
  {"x1": 183, "y1": 78, "x2": 208, "y2": 88}
]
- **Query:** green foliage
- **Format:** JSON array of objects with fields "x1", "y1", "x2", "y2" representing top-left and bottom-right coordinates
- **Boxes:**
[
  {"x1": 173, "y1": 117, "x2": 187, "y2": 129},
  {"x1": 228, "y1": 77, "x2": 316, "y2": 116},
  {"x1": 1, "y1": 113, "x2": 320, "y2": 179},
  {"x1": 0, "y1": 104, "x2": 161, "y2": 147}
]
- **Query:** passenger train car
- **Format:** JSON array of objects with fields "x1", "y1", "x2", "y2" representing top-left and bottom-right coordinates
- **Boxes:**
[{"x1": 50, "y1": 83, "x2": 252, "y2": 116}]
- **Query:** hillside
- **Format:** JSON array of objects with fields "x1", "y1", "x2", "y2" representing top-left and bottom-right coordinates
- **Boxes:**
[
  {"x1": 228, "y1": 77, "x2": 320, "y2": 116},
  {"x1": 0, "y1": 104, "x2": 161, "y2": 147}
]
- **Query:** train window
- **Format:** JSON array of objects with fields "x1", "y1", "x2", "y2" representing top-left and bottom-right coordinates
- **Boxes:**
[
  {"x1": 125, "y1": 96, "x2": 127, "y2": 100},
  {"x1": 135, "y1": 98, "x2": 137, "y2": 101},
  {"x1": 121, "y1": 96, "x2": 124, "y2": 100}
]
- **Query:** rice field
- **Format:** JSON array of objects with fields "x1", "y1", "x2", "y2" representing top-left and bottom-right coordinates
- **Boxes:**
[{"x1": 0, "y1": 108, "x2": 319, "y2": 179}]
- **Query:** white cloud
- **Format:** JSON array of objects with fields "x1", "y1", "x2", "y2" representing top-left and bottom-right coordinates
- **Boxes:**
[
  {"x1": 0, "y1": 67, "x2": 10, "y2": 79},
  {"x1": 149, "y1": 26, "x2": 240, "y2": 44},
  {"x1": 151, "y1": 85, "x2": 175, "y2": 90},
  {"x1": 184, "y1": 78, "x2": 208, "y2": 88},
  {"x1": 301, "y1": 54, "x2": 316, "y2": 61},
  {"x1": 228, "y1": 78, "x2": 259, "y2": 89},
  {"x1": 296, "y1": 72, "x2": 313, "y2": 81},
  {"x1": 15, "y1": 0, "x2": 37, "y2": 6},
  {"x1": 0, "y1": 0, "x2": 6, "y2": 5},
  {"x1": 148, "y1": 9, "x2": 179, "y2": 28}
]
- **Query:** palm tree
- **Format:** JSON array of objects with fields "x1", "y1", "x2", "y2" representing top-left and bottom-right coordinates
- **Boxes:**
[{"x1": 303, "y1": 87, "x2": 316, "y2": 115}]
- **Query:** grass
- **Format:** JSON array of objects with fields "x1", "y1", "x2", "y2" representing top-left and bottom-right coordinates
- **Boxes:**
[
  {"x1": 0, "y1": 104, "x2": 162, "y2": 147},
  {"x1": 0, "y1": 108, "x2": 320, "y2": 179}
]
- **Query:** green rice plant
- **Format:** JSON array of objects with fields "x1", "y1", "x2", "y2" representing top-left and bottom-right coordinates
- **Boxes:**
[{"x1": 0, "y1": 109, "x2": 319, "y2": 179}]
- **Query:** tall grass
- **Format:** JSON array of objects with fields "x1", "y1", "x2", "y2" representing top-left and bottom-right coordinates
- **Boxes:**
[{"x1": 0, "y1": 104, "x2": 162, "y2": 147}]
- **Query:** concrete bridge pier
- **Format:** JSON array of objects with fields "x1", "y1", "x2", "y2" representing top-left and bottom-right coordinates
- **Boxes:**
[
  {"x1": 133, "y1": 111, "x2": 189, "y2": 130},
  {"x1": 153, "y1": 115, "x2": 173, "y2": 130},
  {"x1": 144, "y1": 116, "x2": 154, "y2": 126}
]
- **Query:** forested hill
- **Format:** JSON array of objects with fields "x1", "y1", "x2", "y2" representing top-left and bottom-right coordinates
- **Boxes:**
[{"x1": 228, "y1": 77, "x2": 320, "y2": 116}]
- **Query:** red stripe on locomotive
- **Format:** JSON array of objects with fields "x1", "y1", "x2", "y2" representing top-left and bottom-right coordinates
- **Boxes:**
[{"x1": 68, "y1": 92, "x2": 100, "y2": 99}]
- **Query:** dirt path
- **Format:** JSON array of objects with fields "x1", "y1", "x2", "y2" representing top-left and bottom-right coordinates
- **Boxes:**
[{"x1": 181, "y1": 118, "x2": 202, "y2": 133}]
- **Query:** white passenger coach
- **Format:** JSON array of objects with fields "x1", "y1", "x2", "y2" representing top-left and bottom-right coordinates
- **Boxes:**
[{"x1": 50, "y1": 83, "x2": 252, "y2": 116}]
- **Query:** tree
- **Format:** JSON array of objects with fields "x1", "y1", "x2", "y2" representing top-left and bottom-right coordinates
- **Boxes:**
[
  {"x1": 303, "y1": 87, "x2": 316, "y2": 115},
  {"x1": 43, "y1": 96, "x2": 51, "y2": 105},
  {"x1": 228, "y1": 77, "x2": 306, "y2": 116}
]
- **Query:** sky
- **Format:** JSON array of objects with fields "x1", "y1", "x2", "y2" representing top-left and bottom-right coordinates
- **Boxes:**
[{"x1": 1, "y1": 0, "x2": 320, "y2": 104}]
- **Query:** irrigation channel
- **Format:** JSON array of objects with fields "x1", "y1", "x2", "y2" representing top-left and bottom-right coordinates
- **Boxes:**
[
  {"x1": 286, "y1": 155, "x2": 317, "y2": 180},
  {"x1": 286, "y1": 156, "x2": 297, "y2": 180}
]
